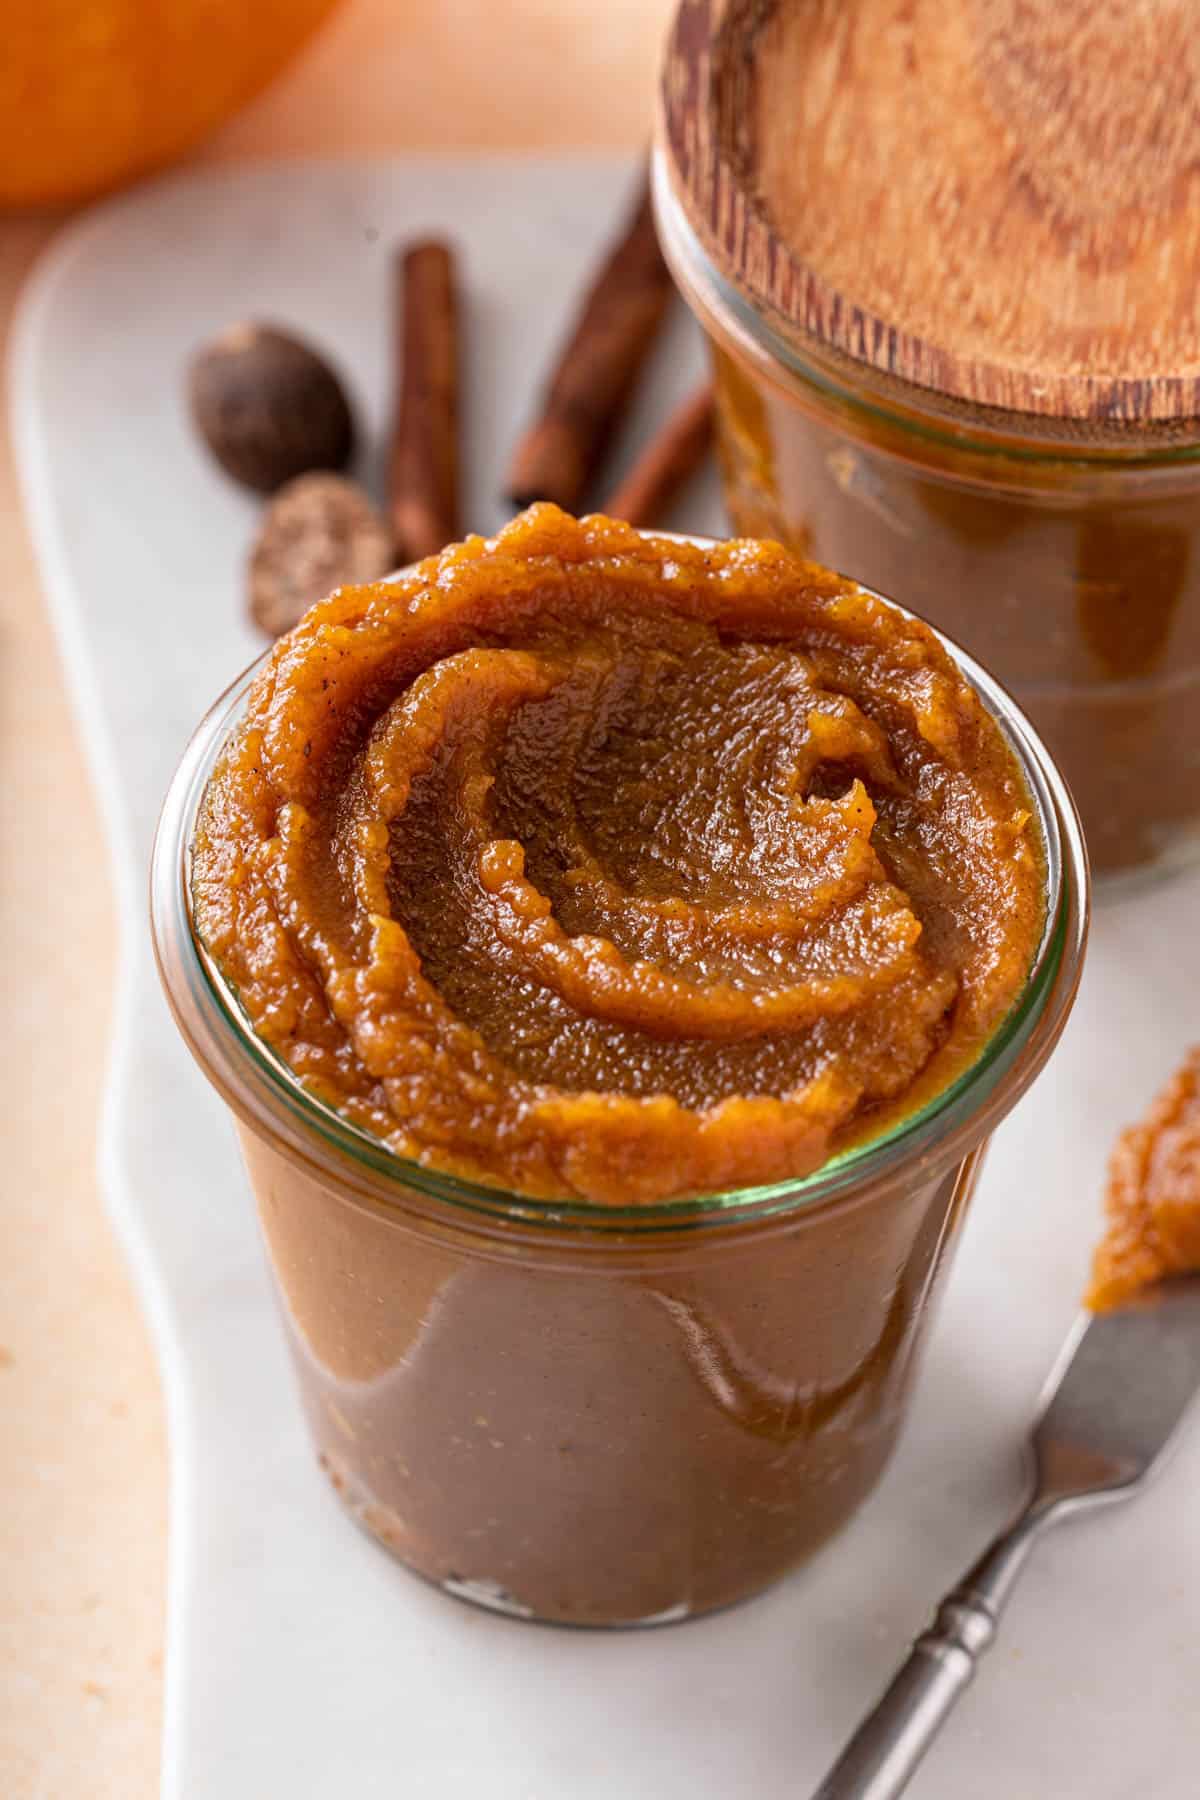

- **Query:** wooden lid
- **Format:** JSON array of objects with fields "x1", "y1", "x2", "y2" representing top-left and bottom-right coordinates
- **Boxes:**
[{"x1": 660, "y1": 0, "x2": 1200, "y2": 425}]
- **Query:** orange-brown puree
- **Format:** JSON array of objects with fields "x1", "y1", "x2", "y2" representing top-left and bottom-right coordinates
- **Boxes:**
[
  {"x1": 192, "y1": 505, "x2": 1043, "y2": 1203},
  {"x1": 1087, "y1": 1049, "x2": 1200, "y2": 1311}
]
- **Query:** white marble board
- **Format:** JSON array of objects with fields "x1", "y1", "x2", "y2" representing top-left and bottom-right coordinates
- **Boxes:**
[{"x1": 11, "y1": 156, "x2": 1200, "y2": 1799}]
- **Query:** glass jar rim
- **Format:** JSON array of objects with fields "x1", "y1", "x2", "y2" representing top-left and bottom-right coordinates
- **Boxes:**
[
  {"x1": 651, "y1": 148, "x2": 1200, "y2": 475},
  {"x1": 150, "y1": 547, "x2": 1088, "y2": 1239}
]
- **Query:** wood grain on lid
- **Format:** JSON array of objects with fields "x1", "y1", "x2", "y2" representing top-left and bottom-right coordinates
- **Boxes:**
[{"x1": 661, "y1": 0, "x2": 1200, "y2": 424}]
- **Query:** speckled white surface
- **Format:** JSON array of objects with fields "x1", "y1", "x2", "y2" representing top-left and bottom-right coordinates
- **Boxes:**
[{"x1": 11, "y1": 156, "x2": 1200, "y2": 1799}]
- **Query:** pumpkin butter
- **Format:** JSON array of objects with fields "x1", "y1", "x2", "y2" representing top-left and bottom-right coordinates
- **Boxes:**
[
  {"x1": 1087, "y1": 1050, "x2": 1200, "y2": 1312},
  {"x1": 192, "y1": 505, "x2": 1044, "y2": 1203}
]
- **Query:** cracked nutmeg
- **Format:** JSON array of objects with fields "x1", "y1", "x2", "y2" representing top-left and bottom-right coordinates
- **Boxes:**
[{"x1": 247, "y1": 472, "x2": 395, "y2": 639}]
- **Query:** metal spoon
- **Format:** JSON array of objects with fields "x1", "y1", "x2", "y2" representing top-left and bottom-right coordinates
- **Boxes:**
[{"x1": 812, "y1": 1278, "x2": 1200, "y2": 1799}]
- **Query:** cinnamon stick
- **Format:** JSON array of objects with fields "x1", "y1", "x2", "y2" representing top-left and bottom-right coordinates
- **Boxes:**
[
  {"x1": 506, "y1": 169, "x2": 675, "y2": 511},
  {"x1": 390, "y1": 239, "x2": 460, "y2": 563},
  {"x1": 604, "y1": 384, "x2": 715, "y2": 528}
]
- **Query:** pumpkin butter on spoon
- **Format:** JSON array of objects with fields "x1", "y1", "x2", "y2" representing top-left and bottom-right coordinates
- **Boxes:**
[
  {"x1": 192, "y1": 505, "x2": 1044, "y2": 1204},
  {"x1": 1088, "y1": 1050, "x2": 1200, "y2": 1312}
]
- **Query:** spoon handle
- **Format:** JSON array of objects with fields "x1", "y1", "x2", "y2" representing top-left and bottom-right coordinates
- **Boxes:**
[{"x1": 810, "y1": 1514, "x2": 1043, "y2": 1799}]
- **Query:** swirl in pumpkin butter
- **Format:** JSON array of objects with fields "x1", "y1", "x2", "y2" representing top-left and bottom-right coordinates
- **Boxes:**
[{"x1": 192, "y1": 506, "x2": 1044, "y2": 1203}]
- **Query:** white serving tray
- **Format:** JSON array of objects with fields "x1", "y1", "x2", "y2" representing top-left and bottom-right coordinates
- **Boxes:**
[{"x1": 12, "y1": 156, "x2": 1200, "y2": 1799}]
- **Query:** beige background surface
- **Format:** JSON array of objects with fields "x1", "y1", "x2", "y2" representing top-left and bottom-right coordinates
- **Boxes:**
[{"x1": 0, "y1": 4, "x2": 671, "y2": 1793}]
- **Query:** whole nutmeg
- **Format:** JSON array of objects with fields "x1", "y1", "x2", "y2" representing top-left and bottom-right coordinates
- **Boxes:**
[
  {"x1": 190, "y1": 322, "x2": 356, "y2": 494},
  {"x1": 248, "y1": 473, "x2": 395, "y2": 638}
]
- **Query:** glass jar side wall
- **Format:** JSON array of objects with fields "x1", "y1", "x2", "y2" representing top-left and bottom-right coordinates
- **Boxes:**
[{"x1": 242, "y1": 1121, "x2": 985, "y2": 1626}]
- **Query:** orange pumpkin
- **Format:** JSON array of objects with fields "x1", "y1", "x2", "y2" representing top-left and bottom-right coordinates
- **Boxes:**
[{"x1": 1, "y1": 0, "x2": 343, "y2": 208}]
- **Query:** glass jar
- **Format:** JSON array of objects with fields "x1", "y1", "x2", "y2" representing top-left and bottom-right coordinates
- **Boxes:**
[
  {"x1": 151, "y1": 613, "x2": 1086, "y2": 1628},
  {"x1": 654, "y1": 135, "x2": 1200, "y2": 891}
]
